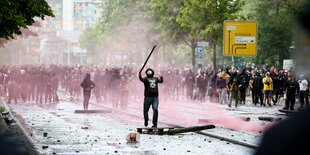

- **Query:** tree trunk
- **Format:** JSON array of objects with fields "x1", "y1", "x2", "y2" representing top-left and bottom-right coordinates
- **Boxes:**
[
  {"x1": 212, "y1": 42, "x2": 217, "y2": 71},
  {"x1": 191, "y1": 42, "x2": 196, "y2": 70}
]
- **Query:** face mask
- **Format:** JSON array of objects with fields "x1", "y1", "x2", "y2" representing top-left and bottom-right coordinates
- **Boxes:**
[{"x1": 147, "y1": 70, "x2": 153, "y2": 76}]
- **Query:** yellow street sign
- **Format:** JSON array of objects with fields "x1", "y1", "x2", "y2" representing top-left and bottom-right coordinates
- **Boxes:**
[{"x1": 223, "y1": 21, "x2": 257, "y2": 56}]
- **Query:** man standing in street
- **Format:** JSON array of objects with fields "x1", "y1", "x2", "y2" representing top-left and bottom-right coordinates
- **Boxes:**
[
  {"x1": 80, "y1": 73, "x2": 95, "y2": 110},
  {"x1": 227, "y1": 68, "x2": 241, "y2": 108},
  {"x1": 298, "y1": 74, "x2": 309, "y2": 109},
  {"x1": 139, "y1": 68, "x2": 163, "y2": 128},
  {"x1": 283, "y1": 74, "x2": 299, "y2": 111},
  {"x1": 262, "y1": 72, "x2": 273, "y2": 106}
]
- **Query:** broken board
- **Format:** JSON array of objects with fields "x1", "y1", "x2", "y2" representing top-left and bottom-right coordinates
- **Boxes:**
[
  {"x1": 74, "y1": 109, "x2": 112, "y2": 114},
  {"x1": 136, "y1": 127, "x2": 177, "y2": 135}
]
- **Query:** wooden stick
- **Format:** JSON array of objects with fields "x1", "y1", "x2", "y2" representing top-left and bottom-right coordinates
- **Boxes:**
[{"x1": 139, "y1": 45, "x2": 156, "y2": 74}]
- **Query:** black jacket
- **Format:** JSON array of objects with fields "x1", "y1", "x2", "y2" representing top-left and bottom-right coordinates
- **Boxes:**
[
  {"x1": 80, "y1": 74, "x2": 95, "y2": 93},
  {"x1": 284, "y1": 79, "x2": 299, "y2": 97},
  {"x1": 216, "y1": 77, "x2": 226, "y2": 89}
]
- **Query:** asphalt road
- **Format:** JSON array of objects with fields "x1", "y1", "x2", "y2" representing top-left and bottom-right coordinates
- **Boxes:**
[{"x1": 1, "y1": 92, "x2": 290, "y2": 155}]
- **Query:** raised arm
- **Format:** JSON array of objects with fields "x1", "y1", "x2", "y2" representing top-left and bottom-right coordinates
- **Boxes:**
[{"x1": 138, "y1": 70, "x2": 143, "y2": 82}]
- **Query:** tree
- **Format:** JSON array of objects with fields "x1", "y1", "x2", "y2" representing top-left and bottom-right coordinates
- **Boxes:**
[
  {"x1": 176, "y1": 0, "x2": 244, "y2": 70},
  {"x1": 150, "y1": 0, "x2": 209, "y2": 69},
  {"x1": 250, "y1": 0, "x2": 305, "y2": 67},
  {"x1": 80, "y1": 27, "x2": 104, "y2": 54},
  {"x1": 81, "y1": 0, "x2": 160, "y2": 65},
  {"x1": 0, "y1": 0, "x2": 54, "y2": 42}
]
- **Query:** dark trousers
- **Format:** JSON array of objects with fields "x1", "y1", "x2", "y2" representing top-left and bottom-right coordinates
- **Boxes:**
[
  {"x1": 143, "y1": 97, "x2": 159, "y2": 126},
  {"x1": 272, "y1": 89, "x2": 280, "y2": 104},
  {"x1": 251, "y1": 88, "x2": 255, "y2": 103},
  {"x1": 240, "y1": 89, "x2": 246, "y2": 103},
  {"x1": 83, "y1": 92, "x2": 91, "y2": 110},
  {"x1": 254, "y1": 88, "x2": 263, "y2": 105},
  {"x1": 285, "y1": 95, "x2": 296, "y2": 110},
  {"x1": 299, "y1": 90, "x2": 309, "y2": 108},
  {"x1": 186, "y1": 86, "x2": 194, "y2": 100}
]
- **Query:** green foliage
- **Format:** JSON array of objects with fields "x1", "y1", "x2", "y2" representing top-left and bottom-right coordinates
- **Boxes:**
[
  {"x1": 176, "y1": 0, "x2": 244, "y2": 69},
  {"x1": 250, "y1": 0, "x2": 306, "y2": 67},
  {"x1": 177, "y1": 0, "x2": 244, "y2": 42},
  {"x1": 0, "y1": 0, "x2": 54, "y2": 40},
  {"x1": 149, "y1": 0, "x2": 184, "y2": 43},
  {"x1": 80, "y1": 0, "x2": 305, "y2": 68},
  {"x1": 97, "y1": 0, "x2": 150, "y2": 36},
  {"x1": 79, "y1": 27, "x2": 104, "y2": 53},
  {"x1": 81, "y1": 0, "x2": 159, "y2": 63},
  {"x1": 0, "y1": 106, "x2": 5, "y2": 113}
]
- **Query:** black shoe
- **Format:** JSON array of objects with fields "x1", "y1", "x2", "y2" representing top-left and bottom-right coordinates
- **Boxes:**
[
  {"x1": 152, "y1": 125, "x2": 157, "y2": 128},
  {"x1": 144, "y1": 121, "x2": 148, "y2": 127}
]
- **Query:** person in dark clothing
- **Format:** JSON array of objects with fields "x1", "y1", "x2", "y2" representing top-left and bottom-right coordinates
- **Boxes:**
[
  {"x1": 209, "y1": 72, "x2": 219, "y2": 102},
  {"x1": 277, "y1": 71, "x2": 287, "y2": 97},
  {"x1": 271, "y1": 74, "x2": 280, "y2": 105},
  {"x1": 195, "y1": 69, "x2": 206, "y2": 101},
  {"x1": 110, "y1": 68, "x2": 121, "y2": 108},
  {"x1": 93, "y1": 70, "x2": 102, "y2": 103},
  {"x1": 36, "y1": 69, "x2": 45, "y2": 104},
  {"x1": 238, "y1": 69, "x2": 250, "y2": 104},
  {"x1": 7, "y1": 80, "x2": 19, "y2": 104},
  {"x1": 185, "y1": 69, "x2": 195, "y2": 100},
  {"x1": 51, "y1": 73, "x2": 59, "y2": 103},
  {"x1": 283, "y1": 75, "x2": 299, "y2": 111},
  {"x1": 120, "y1": 71, "x2": 131, "y2": 109},
  {"x1": 139, "y1": 68, "x2": 163, "y2": 128},
  {"x1": 253, "y1": 73, "x2": 264, "y2": 106},
  {"x1": 80, "y1": 73, "x2": 95, "y2": 110},
  {"x1": 226, "y1": 68, "x2": 241, "y2": 107}
]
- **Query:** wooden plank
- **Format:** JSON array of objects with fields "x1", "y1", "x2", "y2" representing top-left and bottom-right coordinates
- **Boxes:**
[
  {"x1": 74, "y1": 109, "x2": 112, "y2": 113},
  {"x1": 168, "y1": 125, "x2": 215, "y2": 135}
]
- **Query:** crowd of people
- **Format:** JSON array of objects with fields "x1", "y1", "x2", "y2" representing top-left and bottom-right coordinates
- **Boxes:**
[{"x1": 0, "y1": 64, "x2": 308, "y2": 111}]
